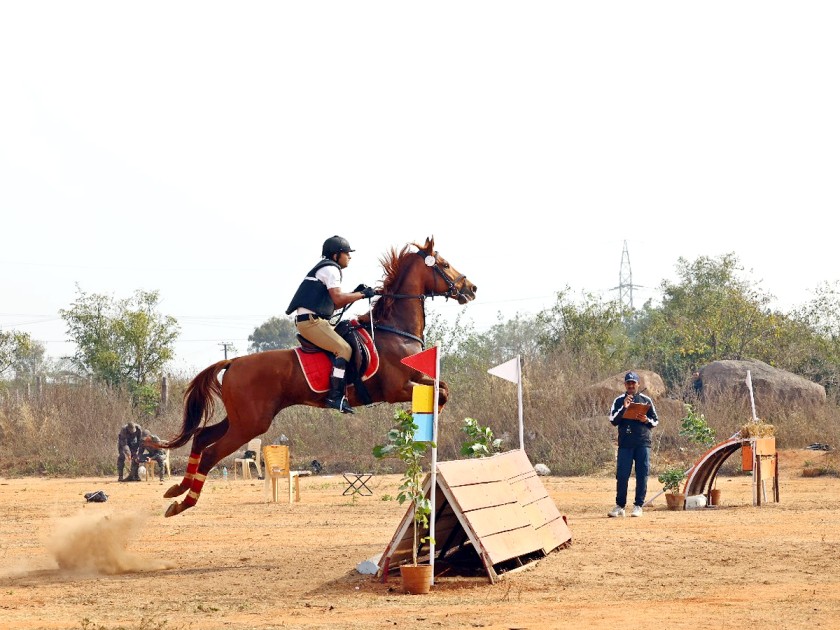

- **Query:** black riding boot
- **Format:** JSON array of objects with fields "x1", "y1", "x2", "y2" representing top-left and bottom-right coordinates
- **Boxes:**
[{"x1": 325, "y1": 357, "x2": 354, "y2": 414}]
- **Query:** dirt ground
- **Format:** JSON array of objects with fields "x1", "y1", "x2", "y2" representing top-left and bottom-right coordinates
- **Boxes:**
[{"x1": 1, "y1": 449, "x2": 838, "y2": 630}]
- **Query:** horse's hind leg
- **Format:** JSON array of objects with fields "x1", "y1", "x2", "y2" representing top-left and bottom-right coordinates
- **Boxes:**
[
  {"x1": 163, "y1": 418, "x2": 229, "y2": 499},
  {"x1": 165, "y1": 421, "x2": 266, "y2": 517}
]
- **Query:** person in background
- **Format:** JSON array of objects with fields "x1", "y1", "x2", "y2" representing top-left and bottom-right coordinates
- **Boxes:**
[
  {"x1": 607, "y1": 371, "x2": 659, "y2": 517},
  {"x1": 137, "y1": 431, "x2": 167, "y2": 481},
  {"x1": 117, "y1": 421, "x2": 144, "y2": 482}
]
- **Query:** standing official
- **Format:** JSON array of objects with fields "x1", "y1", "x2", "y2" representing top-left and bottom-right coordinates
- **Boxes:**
[{"x1": 608, "y1": 371, "x2": 658, "y2": 517}]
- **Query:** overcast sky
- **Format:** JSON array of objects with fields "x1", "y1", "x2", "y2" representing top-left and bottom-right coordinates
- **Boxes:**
[{"x1": 1, "y1": 2, "x2": 838, "y2": 375}]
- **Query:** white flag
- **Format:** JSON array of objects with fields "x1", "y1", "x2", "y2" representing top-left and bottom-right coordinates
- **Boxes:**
[{"x1": 488, "y1": 357, "x2": 520, "y2": 384}]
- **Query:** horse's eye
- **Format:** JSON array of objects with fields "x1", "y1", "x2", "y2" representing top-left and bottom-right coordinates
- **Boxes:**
[{"x1": 443, "y1": 263, "x2": 450, "y2": 269}]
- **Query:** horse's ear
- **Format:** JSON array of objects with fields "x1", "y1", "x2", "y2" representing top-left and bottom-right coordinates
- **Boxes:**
[{"x1": 412, "y1": 236, "x2": 435, "y2": 255}]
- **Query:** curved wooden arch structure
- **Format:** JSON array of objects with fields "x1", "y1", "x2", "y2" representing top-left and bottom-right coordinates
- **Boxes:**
[
  {"x1": 683, "y1": 435, "x2": 742, "y2": 497},
  {"x1": 683, "y1": 435, "x2": 779, "y2": 506}
]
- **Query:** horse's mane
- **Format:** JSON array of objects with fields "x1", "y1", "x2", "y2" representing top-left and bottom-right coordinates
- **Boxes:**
[{"x1": 358, "y1": 244, "x2": 415, "y2": 324}]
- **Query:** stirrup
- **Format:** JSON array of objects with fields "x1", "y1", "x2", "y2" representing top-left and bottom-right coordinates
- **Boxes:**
[{"x1": 326, "y1": 395, "x2": 354, "y2": 414}]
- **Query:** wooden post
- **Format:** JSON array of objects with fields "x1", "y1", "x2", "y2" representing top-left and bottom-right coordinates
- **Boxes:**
[{"x1": 160, "y1": 376, "x2": 168, "y2": 409}]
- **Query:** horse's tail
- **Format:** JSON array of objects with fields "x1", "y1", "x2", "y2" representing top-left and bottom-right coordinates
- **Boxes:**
[{"x1": 161, "y1": 359, "x2": 232, "y2": 449}]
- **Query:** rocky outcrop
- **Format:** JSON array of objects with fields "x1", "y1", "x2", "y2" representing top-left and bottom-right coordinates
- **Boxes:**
[
  {"x1": 698, "y1": 359, "x2": 826, "y2": 407},
  {"x1": 582, "y1": 369, "x2": 667, "y2": 408}
]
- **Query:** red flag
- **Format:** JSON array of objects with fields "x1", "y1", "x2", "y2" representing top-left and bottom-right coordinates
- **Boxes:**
[{"x1": 400, "y1": 347, "x2": 438, "y2": 379}]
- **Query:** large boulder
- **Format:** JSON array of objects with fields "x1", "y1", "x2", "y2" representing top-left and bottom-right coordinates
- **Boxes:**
[
  {"x1": 582, "y1": 369, "x2": 667, "y2": 408},
  {"x1": 698, "y1": 359, "x2": 826, "y2": 408}
]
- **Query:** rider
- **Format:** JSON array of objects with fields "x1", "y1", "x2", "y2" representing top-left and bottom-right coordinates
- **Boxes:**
[{"x1": 285, "y1": 235, "x2": 376, "y2": 414}]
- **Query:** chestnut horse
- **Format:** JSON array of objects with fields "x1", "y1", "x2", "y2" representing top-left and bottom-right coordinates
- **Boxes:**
[{"x1": 157, "y1": 237, "x2": 476, "y2": 517}]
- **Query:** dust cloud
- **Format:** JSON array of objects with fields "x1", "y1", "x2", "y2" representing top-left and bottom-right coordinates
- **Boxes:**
[{"x1": 46, "y1": 511, "x2": 174, "y2": 574}]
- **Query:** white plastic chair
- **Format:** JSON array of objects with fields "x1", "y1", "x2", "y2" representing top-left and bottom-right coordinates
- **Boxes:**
[{"x1": 233, "y1": 438, "x2": 262, "y2": 480}]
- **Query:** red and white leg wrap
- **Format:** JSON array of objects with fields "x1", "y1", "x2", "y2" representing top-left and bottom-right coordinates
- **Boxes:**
[
  {"x1": 182, "y1": 473, "x2": 207, "y2": 508},
  {"x1": 184, "y1": 454, "x2": 201, "y2": 481}
]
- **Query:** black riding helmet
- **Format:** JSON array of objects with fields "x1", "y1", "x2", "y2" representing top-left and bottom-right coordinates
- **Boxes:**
[{"x1": 322, "y1": 235, "x2": 354, "y2": 258}]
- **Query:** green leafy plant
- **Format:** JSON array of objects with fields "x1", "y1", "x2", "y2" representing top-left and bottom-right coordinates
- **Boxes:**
[
  {"x1": 679, "y1": 403, "x2": 716, "y2": 447},
  {"x1": 373, "y1": 408, "x2": 435, "y2": 565},
  {"x1": 460, "y1": 417, "x2": 503, "y2": 458},
  {"x1": 657, "y1": 465, "x2": 687, "y2": 494}
]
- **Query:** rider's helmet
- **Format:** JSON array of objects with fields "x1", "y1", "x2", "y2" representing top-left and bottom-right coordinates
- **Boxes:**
[{"x1": 322, "y1": 235, "x2": 355, "y2": 258}]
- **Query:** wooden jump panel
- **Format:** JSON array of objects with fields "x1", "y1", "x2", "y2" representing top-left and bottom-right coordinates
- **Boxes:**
[{"x1": 379, "y1": 450, "x2": 572, "y2": 582}]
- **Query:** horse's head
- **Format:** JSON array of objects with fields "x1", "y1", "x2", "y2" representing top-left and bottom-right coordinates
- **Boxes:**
[{"x1": 413, "y1": 236, "x2": 477, "y2": 304}]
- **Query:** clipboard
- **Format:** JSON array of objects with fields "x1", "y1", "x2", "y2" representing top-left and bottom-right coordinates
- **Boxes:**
[{"x1": 623, "y1": 402, "x2": 651, "y2": 422}]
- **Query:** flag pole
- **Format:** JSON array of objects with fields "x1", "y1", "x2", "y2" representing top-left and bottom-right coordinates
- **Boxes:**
[
  {"x1": 746, "y1": 370, "x2": 759, "y2": 422},
  {"x1": 429, "y1": 341, "x2": 441, "y2": 585},
  {"x1": 517, "y1": 354, "x2": 524, "y2": 451}
]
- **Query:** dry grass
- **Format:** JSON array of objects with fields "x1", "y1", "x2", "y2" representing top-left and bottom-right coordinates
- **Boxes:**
[{"x1": 2, "y1": 356, "x2": 839, "y2": 478}]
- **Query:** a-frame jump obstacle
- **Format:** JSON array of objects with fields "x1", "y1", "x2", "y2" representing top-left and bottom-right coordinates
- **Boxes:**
[{"x1": 377, "y1": 449, "x2": 573, "y2": 584}]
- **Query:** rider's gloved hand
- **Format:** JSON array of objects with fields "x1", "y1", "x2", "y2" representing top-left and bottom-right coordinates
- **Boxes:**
[{"x1": 355, "y1": 284, "x2": 377, "y2": 299}]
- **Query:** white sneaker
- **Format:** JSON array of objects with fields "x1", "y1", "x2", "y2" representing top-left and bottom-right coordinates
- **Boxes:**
[
  {"x1": 631, "y1": 505, "x2": 643, "y2": 517},
  {"x1": 608, "y1": 505, "x2": 625, "y2": 518}
]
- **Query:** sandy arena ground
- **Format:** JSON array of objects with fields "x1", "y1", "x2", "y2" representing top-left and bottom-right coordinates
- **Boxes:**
[{"x1": 1, "y1": 449, "x2": 838, "y2": 630}]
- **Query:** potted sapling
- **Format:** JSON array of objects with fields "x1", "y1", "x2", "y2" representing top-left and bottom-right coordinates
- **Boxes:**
[
  {"x1": 658, "y1": 465, "x2": 687, "y2": 510},
  {"x1": 373, "y1": 408, "x2": 435, "y2": 594}
]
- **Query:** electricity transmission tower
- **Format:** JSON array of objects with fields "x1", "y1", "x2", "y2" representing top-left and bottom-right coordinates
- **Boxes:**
[
  {"x1": 612, "y1": 240, "x2": 643, "y2": 312},
  {"x1": 219, "y1": 342, "x2": 235, "y2": 359}
]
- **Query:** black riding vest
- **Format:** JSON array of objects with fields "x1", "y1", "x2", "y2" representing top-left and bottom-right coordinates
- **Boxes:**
[{"x1": 285, "y1": 259, "x2": 343, "y2": 319}]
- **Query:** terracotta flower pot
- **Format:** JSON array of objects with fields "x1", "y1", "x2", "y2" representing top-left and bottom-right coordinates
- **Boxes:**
[
  {"x1": 665, "y1": 492, "x2": 685, "y2": 511},
  {"x1": 709, "y1": 488, "x2": 722, "y2": 506},
  {"x1": 400, "y1": 564, "x2": 433, "y2": 594}
]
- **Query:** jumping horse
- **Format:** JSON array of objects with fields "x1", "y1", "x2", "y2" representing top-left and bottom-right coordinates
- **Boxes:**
[{"x1": 157, "y1": 237, "x2": 477, "y2": 516}]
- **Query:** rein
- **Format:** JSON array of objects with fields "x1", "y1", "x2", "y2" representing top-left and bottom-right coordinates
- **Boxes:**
[
  {"x1": 356, "y1": 321, "x2": 424, "y2": 346},
  {"x1": 358, "y1": 250, "x2": 468, "y2": 349}
]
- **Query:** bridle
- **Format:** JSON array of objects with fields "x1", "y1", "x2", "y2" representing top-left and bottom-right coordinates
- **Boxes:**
[
  {"x1": 363, "y1": 250, "x2": 469, "y2": 347},
  {"x1": 378, "y1": 251, "x2": 468, "y2": 301}
]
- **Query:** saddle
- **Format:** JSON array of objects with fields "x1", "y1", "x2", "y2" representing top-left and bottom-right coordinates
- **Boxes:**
[{"x1": 293, "y1": 319, "x2": 379, "y2": 400}]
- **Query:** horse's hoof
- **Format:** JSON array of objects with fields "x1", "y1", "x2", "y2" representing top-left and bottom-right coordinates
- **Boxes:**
[
  {"x1": 163, "y1": 484, "x2": 187, "y2": 498},
  {"x1": 164, "y1": 502, "x2": 182, "y2": 518}
]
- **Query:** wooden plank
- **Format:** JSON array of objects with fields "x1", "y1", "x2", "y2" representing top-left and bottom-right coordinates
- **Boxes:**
[
  {"x1": 535, "y1": 516, "x2": 573, "y2": 553},
  {"x1": 509, "y1": 474, "x2": 549, "y2": 505},
  {"x1": 466, "y1": 503, "x2": 532, "y2": 538},
  {"x1": 437, "y1": 450, "x2": 536, "y2": 487},
  {"x1": 504, "y1": 450, "x2": 539, "y2": 477},
  {"x1": 755, "y1": 437, "x2": 776, "y2": 456},
  {"x1": 449, "y1": 481, "x2": 518, "y2": 512},
  {"x1": 742, "y1": 444, "x2": 753, "y2": 471},
  {"x1": 522, "y1": 495, "x2": 562, "y2": 529},
  {"x1": 480, "y1": 527, "x2": 543, "y2": 565},
  {"x1": 438, "y1": 458, "x2": 506, "y2": 486}
]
